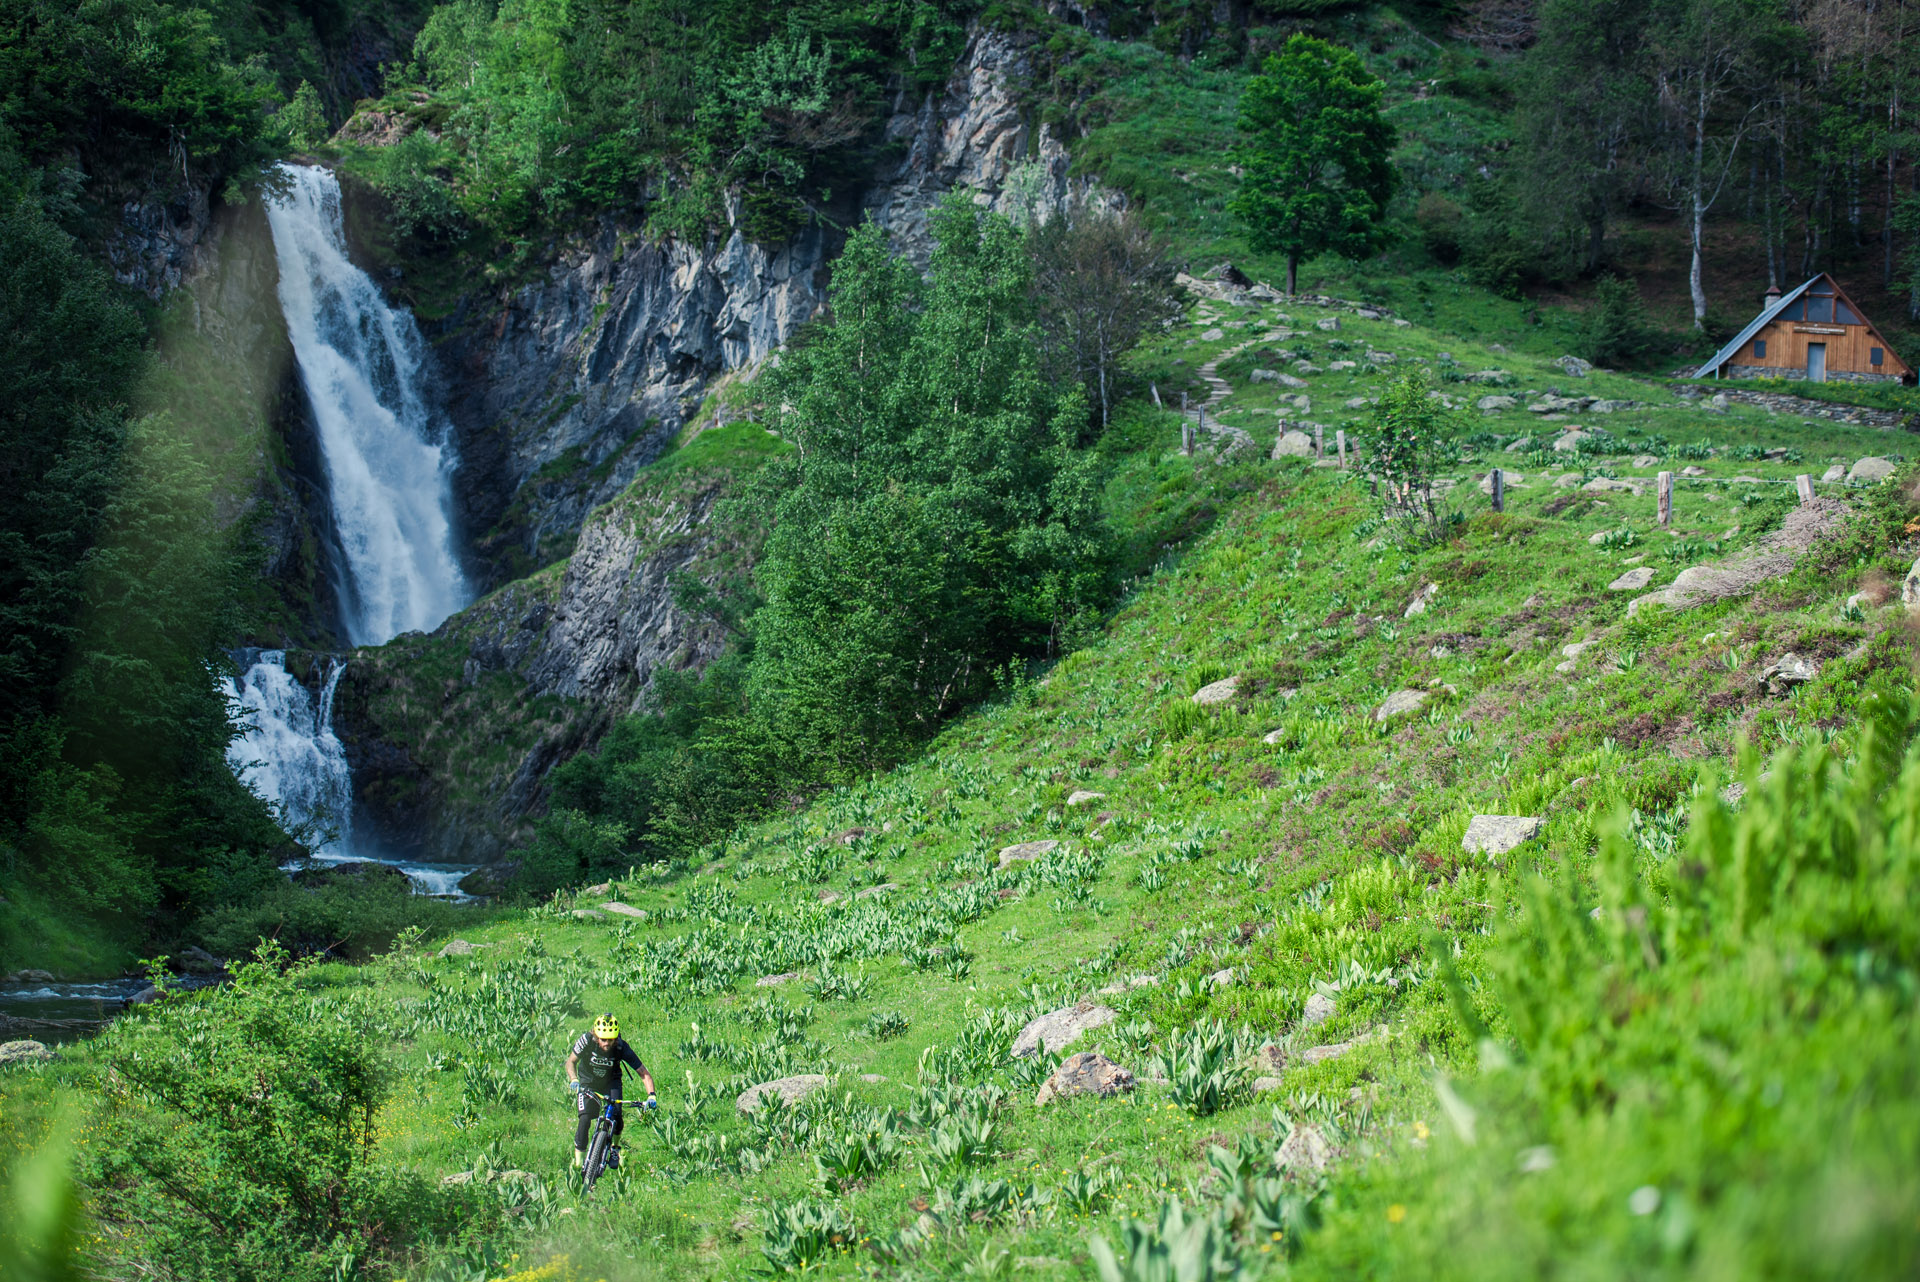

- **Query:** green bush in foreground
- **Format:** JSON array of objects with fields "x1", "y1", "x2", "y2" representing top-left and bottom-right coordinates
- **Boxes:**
[{"x1": 1303, "y1": 685, "x2": 1920, "y2": 1279}]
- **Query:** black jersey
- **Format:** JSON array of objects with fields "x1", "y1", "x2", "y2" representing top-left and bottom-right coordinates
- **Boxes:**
[{"x1": 571, "y1": 1033, "x2": 644, "y2": 1093}]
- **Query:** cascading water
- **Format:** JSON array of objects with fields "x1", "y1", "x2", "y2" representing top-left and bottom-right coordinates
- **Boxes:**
[{"x1": 222, "y1": 164, "x2": 474, "y2": 896}]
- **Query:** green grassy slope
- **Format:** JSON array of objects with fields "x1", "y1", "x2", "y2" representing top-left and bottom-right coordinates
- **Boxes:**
[{"x1": 9, "y1": 281, "x2": 1918, "y2": 1280}]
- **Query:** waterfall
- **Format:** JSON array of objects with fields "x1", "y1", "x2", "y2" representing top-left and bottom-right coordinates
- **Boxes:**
[
  {"x1": 220, "y1": 165, "x2": 474, "y2": 894},
  {"x1": 264, "y1": 163, "x2": 468, "y2": 646},
  {"x1": 224, "y1": 651, "x2": 354, "y2": 853}
]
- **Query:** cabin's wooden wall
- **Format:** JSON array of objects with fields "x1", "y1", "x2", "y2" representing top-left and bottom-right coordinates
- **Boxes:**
[{"x1": 1724, "y1": 317, "x2": 1912, "y2": 379}]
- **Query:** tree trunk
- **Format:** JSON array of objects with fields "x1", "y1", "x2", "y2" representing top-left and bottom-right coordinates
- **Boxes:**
[
  {"x1": 1689, "y1": 87, "x2": 1710, "y2": 330},
  {"x1": 1286, "y1": 252, "x2": 1298, "y2": 296}
]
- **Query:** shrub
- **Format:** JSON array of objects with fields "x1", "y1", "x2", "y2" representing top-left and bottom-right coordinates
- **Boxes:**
[
  {"x1": 1090, "y1": 1198, "x2": 1241, "y2": 1282},
  {"x1": 761, "y1": 1198, "x2": 857, "y2": 1273},
  {"x1": 1157, "y1": 1020, "x2": 1249, "y2": 1117},
  {"x1": 1580, "y1": 274, "x2": 1653, "y2": 368},
  {"x1": 1369, "y1": 374, "x2": 1462, "y2": 545}
]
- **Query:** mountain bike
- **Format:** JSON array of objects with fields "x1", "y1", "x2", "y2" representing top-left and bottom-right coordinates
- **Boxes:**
[{"x1": 579, "y1": 1087, "x2": 627, "y2": 1194}]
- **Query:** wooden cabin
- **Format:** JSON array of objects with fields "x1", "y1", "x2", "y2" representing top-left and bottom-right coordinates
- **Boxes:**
[{"x1": 1695, "y1": 274, "x2": 1913, "y2": 385}]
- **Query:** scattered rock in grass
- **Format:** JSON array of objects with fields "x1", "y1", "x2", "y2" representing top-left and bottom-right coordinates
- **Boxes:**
[
  {"x1": 601, "y1": 901, "x2": 645, "y2": 917},
  {"x1": 1328, "y1": 360, "x2": 1357, "y2": 372},
  {"x1": 1302, "y1": 992, "x2": 1336, "y2": 1028},
  {"x1": 1705, "y1": 393, "x2": 1729, "y2": 412},
  {"x1": 1252, "y1": 1075, "x2": 1285, "y2": 1092},
  {"x1": 1277, "y1": 1123, "x2": 1334, "y2": 1172},
  {"x1": 1205, "y1": 968, "x2": 1236, "y2": 987},
  {"x1": 1191, "y1": 676, "x2": 1240, "y2": 705},
  {"x1": 1554, "y1": 472, "x2": 1583, "y2": 487},
  {"x1": 571, "y1": 909, "x2": 605, "y2": 920},
  {"x1": 1552, "y1": 430, "x2": 1591, "y2": 452},
  {"x1": 816, "y1": 890, "x2": 841, "y2": 904},
  {"x1": 1904, "y1": 559, "x2": 1920, "y2": 607},
  {"x1": 1608, "y1": 567, "x2": 1655, "y2": 591},
  {"x1": 441, "y1": 1171, "x2": 475, "y2": 1186},
  {"x1": 1848, "y1": 457, "x2": 1896, "y2": 483},
  {"x1": 1463, "y1": 815, "x2": 1545, "y2": 856},
  {"x1": 1393, "y1": 317, "x2": 1412, "y2": 327},
  {"x1": 1258, "y1": 1043, "x2": 1287, "y2": 1071},
  {"x1": 1757, "y1": 652, "x2": 1818, "y2": 695},
  {"x1": 755, "y1": 972, "x2": 800, "y2": 987},
  {"x1": 861, "y1": 1074, "x2": 888, "y2": 1083},
  {"x1": 1201, "y1": 328, "x2": 1224, "y2": 341},
  {"x1": 584, "y1": 882, "x2": 612, "y2": 895},
  {"x1": 126, "y1": 986, "x2": 163, "y2": 1006},
  {"x1": 1404, "y1": 582, "x2": 1438, "y2": 618},
  {"x1": 1034, "y1": 1051, "x2": 1136, "y2": 1106},
  {"x1": 1629, "y1": 498, "x2": 1848, "y2": 616},
  {"x1": 1299, "y1": 1041, "x2": 1357, "y2": 1067},
  {"x1": 1590, "y1": 399, "x2": 1636, "y2": 413},
  {"x1": 1476, "y1": 395, "x2": 1519, "y2": 412},
  {"x1": 0, "y1": 1040, "x2": 53, "y2": 1066},
  {"x1": 855, "y1": 883, "x2": 902, "y2": 899},
  {"x1": 1272, "y1": 430, "x2": 1314, "y2": 459},
  {"x1": 1554, "y1": 354, "x2": 1593, "y2": 377},
  {"x1": 1292, "y1": 362, "x2": 1322, "y2": 375},
  {"x1": 1374, "y1": 689, "x2": 1429, "y2": 721},
  {"x1": 1316, "y1": 317, "x2": 1340, "y2": 331},
  {"x1": 1682, "y1": 465, "x2": 1708, "y2": 477},
  {"x1": 1632, "y1": 454, "x2": 1660, "y2": 468},
  {"x1": 736, "y1": 1075, "x2": 830, "y2": 1115},
  {"x1": 997, "y1": 840, "x2": 1059, "y2": 869},
  {"x1": 1066, "y1": 790, "x2": 1106, "y2": 807},
  {"x1": 1586, "y1": 530, "x2": 1614, "y2": 546},
  {"x1": 1730, "y1": 474, "x2": 1765, "y2": 484},
  {"x1": 1096, "y1": 974, "x2": 1160, "y2": 995},
  {"x1": 1012, "y1": 1002, "x2": 1118, "y2": 1058},
  {"x1": 1822, "y1": 464, "x2": 1846, "y2": 483},
  {"x1": 439, "y1": 939, "x2": 478, "y2": 957},
  {"x1": 1583, "y1": 477, "x2": 1642, "y2": 495}
]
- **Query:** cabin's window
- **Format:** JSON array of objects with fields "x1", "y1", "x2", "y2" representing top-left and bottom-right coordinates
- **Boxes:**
[
  {"x1": 1836, "y1": 302, "x2": 1860, "y2": 324},
  {"x1": 1871, "y1": 347, "x2": 1884, "y2": 366},
  {"x1": 1753, "y1": 339, "x2": 1766, "y2": 358},
  {"x1": 1806, "y1": 296, "x2": 1834, "y2": 323}
]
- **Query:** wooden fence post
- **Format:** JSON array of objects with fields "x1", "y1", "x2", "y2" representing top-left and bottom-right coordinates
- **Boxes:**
[
  {"x1": 1314, "y1": 423, "x2": 1324, "y2": 460},
  {"x1": 1795, "y1": 473, "x2": 1815, "y2": 504},
  {"x1": 1657, "y1": 471, "x2": 1673, "y2": 527},
  {"x1": 1151, "y1": 383, "x2": 1163, "y2": 409},
  {"x1": 1336, "y1": 429, "x2": 1347, "y2": 470},
  {"x1": 1490, "y1": 467, "x2": 1505, "y2": 513}
]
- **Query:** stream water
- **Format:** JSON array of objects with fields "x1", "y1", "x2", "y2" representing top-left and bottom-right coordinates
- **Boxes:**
[{"x1": 219, "y1": 164, "x2": 475, "y2": 896}]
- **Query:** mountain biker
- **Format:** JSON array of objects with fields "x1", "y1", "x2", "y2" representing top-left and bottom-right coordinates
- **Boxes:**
[{"x1": 565, "y1": 1012, "x2": 657, "y2": 1169}]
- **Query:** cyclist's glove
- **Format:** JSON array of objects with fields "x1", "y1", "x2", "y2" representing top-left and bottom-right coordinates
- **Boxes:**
[
  {"x1": 644, "y1": 1095, "x2": 658, "y2": 1112},
  {"x1": 569, "y1": 1080, "x2": 582, "y2": 1095}
]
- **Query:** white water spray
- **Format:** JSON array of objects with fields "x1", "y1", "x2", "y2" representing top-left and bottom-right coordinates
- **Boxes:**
[{"x1": 220, "y1": 165, "x2": 475, "y2": 894}]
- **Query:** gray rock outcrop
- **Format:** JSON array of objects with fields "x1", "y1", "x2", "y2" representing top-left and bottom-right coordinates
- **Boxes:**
[
  {"x1": 1462, "y1": 815, "x2": 1544, "y2": 856},
  {"x1": 998, "y1": 840, "x2": 1059, "y2": 870},
  {"x1": 736, "y1": 1075, "x2": 830, "y2": 1114},
  {"x1": 1629, "y1": 499, "x2": 1849, "y2": 616},
  {"x1": 1034, "y1": 1051, "x2": 1135, "y2": 1106},
  {"x1": 1012, "y1": 1002, "x2": 1117, "y2": 1058},
  {"x1": 1375, "y1": 689, "x2": 1429, "y2": 721},
  {"x1": 0, "y1": 1040, "x2": 54, "y2": 1066},
  {"x1": 1848, "y1": 457, "x2": 1896, "y2": 483},
  {"x1": 1190, "y1": 676, "x2": 1240, "y2": 705}
]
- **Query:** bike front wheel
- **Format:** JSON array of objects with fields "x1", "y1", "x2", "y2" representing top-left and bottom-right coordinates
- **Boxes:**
[{"x1": 583, "y1": 1125, "x2": 611, "y2": 1193}]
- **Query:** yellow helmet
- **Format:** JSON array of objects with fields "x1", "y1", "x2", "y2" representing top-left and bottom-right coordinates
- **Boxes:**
[{"x1": 593, "y1": 1013, "x2": 619, "y2": 1039}]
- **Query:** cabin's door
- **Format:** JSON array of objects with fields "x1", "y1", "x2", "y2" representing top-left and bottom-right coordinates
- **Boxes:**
[{"x1": 1807, "y1": 343, "x2": 1827, "y2": 382}]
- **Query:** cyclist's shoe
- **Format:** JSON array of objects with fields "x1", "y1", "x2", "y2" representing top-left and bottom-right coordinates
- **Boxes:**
[
  {"x1": 606, "y1": 1146, "x2": 621, "y2": 1169},
  {"x1": 572, "y1": 1147, "x2": 586, "y2": 1169}
]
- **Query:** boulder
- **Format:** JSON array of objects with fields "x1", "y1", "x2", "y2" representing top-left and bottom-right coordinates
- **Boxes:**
[
  {"x1": 1298, "y1": 1041, "x2": 1357, "y2": 1067},
  {"x1": 1554, "y1": 472, "x2": 1583, "y2": 487},
  {"x1": 1065, "y1": 790, "x2": 1106, "y2": 807},
  {"x1": 1589, "y1": 399, "x2": 1636, "y2": 413},
  {"x1": 584, "y1": 882, "x2": 612, "y2": 895},
  {"x1": 1315, "y1": 317, "x2": 1341, "y2": 332},
  {"x1": 1205, "y1": 968, "x2": 1236, "y2": 988},
  {"x1": 1561, "y1": 640, "x2": 1595, "y2": 660},
  {"x1": 1822, "y1": 464, "x2": 1846, "y2": 483},
  {"x1": 1276, "y1": 1123, "x2": 1333, "y2": 1172},
  {"x1": 1364, "y1": 350, "x2": 1396, "y2": 364},
  {"x1": 1552, "y1": 430, "x2": 1592, "y2": 452},
  {"x1": 1327, "y1": 360, "x2": 1358, "y2": 373},
  {"x1": 601, "y1": 901, "x2": 646, "y2": 918},
  {"x1": 178, "y1": 946, "x2": 224, "y2": 975},
  {"x1": 1011, "y1": 1002, "x2": 1118, "y2": 1058},
  {"x1": 1504, "y1": 435, "x2": 1534, "y2": 453},
  {"x1": 1251, "y1": 1076, "x2": 1285, "y2": 1093},
  {"x1": 756, "y1": 971, "x2": 800, "y2": 987},
  {"x1": 1708, "y1": 393, "x2": 1730, "y2": 410},
  {"x1": 736, "y1": 1075, "x2": 830, "y2": 1115},
  {"x1": 7, "y1": 969, "x2": 55, "y2": 984},
  {"x1": 1404, "y1": 583, "x2": 1438, "y2": 618},
  {"x1": 1608, "y1": 567, "x2": 1655, "y2": 591},
  {"x1": 1034, "y1": 1052, "x2": 1137, "y2": 1106},
  {"x1": 570, "y1": 908, "x2": 605, "y2": 921},
  {"x1": 1478, "y1": 470, "x2": 1523, "y2": 496},
  {"x1": 1631, "y1": 454, "x2": 1661, "y2": 469},
  {"x1": 1201, "y1": 328, "x2": 1225, "y2": 341},
  {"x1": 1467, "y1": 369, "x2": 1512, "y2": 385},
  {"x1": 1393, "y1": 317, "x2": 1413, "y2": 327},
  {"x1": 997, "y1": 839, "x2": 1059, "y2": 870},
  {"x1": 1096, "y1": 974, "x2": 1161, "y2": 995},
  {"x1": 0, "y1": 1040, "x2": 53, "y2": 1066},
  {"x1": 1554, "y1": 355, "x2": 1594, "y2": 378},
  {"x1": 1272, "y1": 430, "x2": 1315, "y2": 458},
  {"x1": 1904, "y1": 558, "x2": 1920, "y2": 608},
  {"x1": 457, "y1": 864, "x2": 517, "y2": 897},
  {"x1": 1583, "y1": 478, "x2": 1642, "y2": 495},
  {"x1": 438, "y1": 938, "x2": 478, "y2": 958},
  {"x1": 1476, "y1": 395, "x2": 1519, "y2": 412},
  {"x1": 1302, "y1": 992, "x2": 1336, "y2": 1029},
  {"x1": 125, "y1": 986, "x2": 163, "y2": 1006},
  {"x1": 1848, "y1": 456, "x2": 1896, "y2": 483},
  {"x1": 1757, "y1": 652, "x2": 1818, "y2": 695},
  {"x1": 1291, "y1": 362, "x2": 1322, "y2": 376},
  {"x1": 1681, "y1": 465, "x2": 1709, "y2": 477},
  {"x1": 1190, "y1": 676, "x2": 1240, "y2": 705},
  {"x1": 1462, "y1": 815, "x2": 1544, "y2": 857},
  {"x1": 854, "y1": 883, "x2": 902, "y2": 899},
  {"x1": 1374, "y1": 689, "x2": 1429, "y2": 722}
]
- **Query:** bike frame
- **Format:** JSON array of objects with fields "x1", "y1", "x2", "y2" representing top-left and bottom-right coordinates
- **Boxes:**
[{"x1": 580, "y1": 1088, "x2": 626, "y2": 1193}]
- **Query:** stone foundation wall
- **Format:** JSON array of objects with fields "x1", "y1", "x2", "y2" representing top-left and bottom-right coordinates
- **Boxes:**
[{"x1": 1725, "y1": 363, "x2": 1902, "y2": 385}]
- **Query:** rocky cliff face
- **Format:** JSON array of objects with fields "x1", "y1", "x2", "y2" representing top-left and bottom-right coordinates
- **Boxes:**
[{"x1": 331, "y1": 455, "x2": 750, "y2": 862}]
